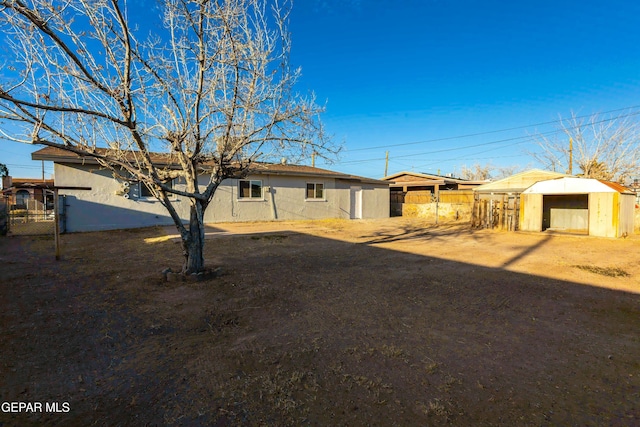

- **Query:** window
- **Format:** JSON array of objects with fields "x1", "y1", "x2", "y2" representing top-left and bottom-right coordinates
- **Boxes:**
[
  {"x1": 239, "y1": 180, "x2": 262, "y2": 199},
  {"x1": 15, "y1": 190, "x2": 30, "y2": 208},
  {"x1": 140, "y1": 182, "x2": 154, "y2": 198},
  {"x1": 306, "y1": 182, "x2": 324, "y2": 200},
  {"x1": 138, "y1": 179, "x2": 174, "y2": 199}
]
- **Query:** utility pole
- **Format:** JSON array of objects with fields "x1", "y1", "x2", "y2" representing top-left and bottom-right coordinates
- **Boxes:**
[
  {"x1": 384, "y1": 151, "x2": 389, "y2": 177},
  {"x1": 568, "y1": 137, "x2": 573, "y2": 175},
  {"x1": 311, "y1": 152, "x2": 316, "y2": 167}
]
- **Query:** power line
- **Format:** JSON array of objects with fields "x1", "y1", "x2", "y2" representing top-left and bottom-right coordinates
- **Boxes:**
[
  {"x1": 335, "y1": 109, "x2": 640, "y2": 165},
  {"x1": 337, "y1": 134, "x2": 535, "y2": 165},
  {"x1": 404, "y1": 152, "x2": 530, "y2": 172},
  {"x1": 4, "y1": 162, "x2": 53, "y2": 170},
  {"x1": 346, "y1": 104, "x2": 640, "y2": 153}
]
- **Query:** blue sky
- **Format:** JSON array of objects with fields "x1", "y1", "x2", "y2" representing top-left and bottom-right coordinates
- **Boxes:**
[{"x1": 2, "y1": 0, "x2": 640, "y2": 179}]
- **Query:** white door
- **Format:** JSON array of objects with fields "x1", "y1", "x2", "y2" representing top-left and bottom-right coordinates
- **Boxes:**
[{"x1": 350, "y1": 186, "x2": 362, "y2": 219}]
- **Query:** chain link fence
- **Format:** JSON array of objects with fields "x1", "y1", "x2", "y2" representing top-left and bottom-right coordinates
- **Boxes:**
[{"x1": 7, "y1": 198, "x2": 55, "y2": 236}]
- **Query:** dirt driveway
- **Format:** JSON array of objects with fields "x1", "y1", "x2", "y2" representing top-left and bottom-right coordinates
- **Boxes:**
[{"x1": 1, "y1": 218, "x2": 639, "y2": 426}]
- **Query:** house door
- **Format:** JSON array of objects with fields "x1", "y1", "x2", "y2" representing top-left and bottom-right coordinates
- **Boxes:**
[{"x1": 350, "y1": 186, "x2": 362, "y2": 219}]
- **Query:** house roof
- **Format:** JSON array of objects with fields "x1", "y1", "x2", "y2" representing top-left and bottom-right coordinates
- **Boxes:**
[
  {"x1": 31, "y1": 146, "x2": 386, "y2": 185},
  {"x1": 382, "y1": 171, "x2": 487, "y2": 187},
  {"x1": 473, "y1": 169, "x2": 568, "y2": 193},
  {"x1": 523, "y1": 177, "x2": 635, "y2": 195},
  {"x1": 1, "y1": 177, "x2": 55, "y2": 195},
  {"x1": 8, "y1": 178, "x2": 55, "y2": 187}
]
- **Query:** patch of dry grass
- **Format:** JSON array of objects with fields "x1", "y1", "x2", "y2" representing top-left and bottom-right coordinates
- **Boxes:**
[{"x1": 573, "y1": 265, "x2": 630, "y2": 277}]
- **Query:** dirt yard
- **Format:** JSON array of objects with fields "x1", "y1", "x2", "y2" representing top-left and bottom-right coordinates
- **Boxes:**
[{"x1": 1, "y1": 218, "x2": 639, "y2": 426}]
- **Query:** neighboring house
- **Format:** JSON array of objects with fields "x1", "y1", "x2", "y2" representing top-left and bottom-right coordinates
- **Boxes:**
[
  {"x1": 1, "y1": 176, "x2": 55, "y2": 210},
  {"x1": 384, "y1": 171, "x2": 486, "y2": 200},
  {"x1": 382, "y1": 171, "x2": 486, "y2": 217},
  {"x1": 520, "y1": 177, "x2": 635, "y2": 238},
  {"x1": 32, "y1": 147, "x2": 389, "y2": 232}
]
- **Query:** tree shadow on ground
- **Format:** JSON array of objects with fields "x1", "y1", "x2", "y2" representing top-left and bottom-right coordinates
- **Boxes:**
[
  {"x1": 356, "y1": 222, "x2": 476, "y2": 244},
  {"x1": 0, "y1": 226, "x2": 638, "y2": 426}
]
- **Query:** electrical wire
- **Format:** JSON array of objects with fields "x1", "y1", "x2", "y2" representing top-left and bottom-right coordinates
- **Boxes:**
[
  {"x1": 345, "y1": 104, "x2": 640, "y2": 153},
  {"x1": 334, "y1": 108, "x2": 640, "y2": 166}
]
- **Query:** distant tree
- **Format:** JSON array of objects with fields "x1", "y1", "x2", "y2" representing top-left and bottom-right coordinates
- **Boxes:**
[
  {"x1": 459, "y1": 163, "x2": 493, "y2": 181},
  {"x1": 531, "y1": 112, "x2": 640, "y2": 182},
  {"x1": 457, "y1": 163, "x2": 520, "y2": 181},
  {"x1": 0, "y1": 0, "x2": 336, "y2": 274},
  {"x1": 0, "y1": 163, "x2": 7, "y2": 177},
  {"x1": 493, "y1": 165, "x2": 522, "y2": 180}
]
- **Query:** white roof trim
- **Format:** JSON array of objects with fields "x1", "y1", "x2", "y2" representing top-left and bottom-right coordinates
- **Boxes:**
[{"x1": 523, "y1": 177, "x2": 616, "y2": 194}]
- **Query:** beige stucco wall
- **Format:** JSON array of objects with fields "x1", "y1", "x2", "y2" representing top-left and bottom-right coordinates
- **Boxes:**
[
  {"x1": 55, "y1": 164, "x2": 389, "y2": 231},
  {"x1": 338, "y1": 181, "x2": 390, "y2": 220},
  {"x1": 204, "y1": 174, "x2": 346, "y2": 222},
  {"x1": 55, "y1": 163, "x2": 189, "y2": 232},
  {"x1": 204, "y1": 176, "x2": 389, "y2": 222},
  {"x1": 401, "y1": 202, "x2": 472, "y2": 222}
]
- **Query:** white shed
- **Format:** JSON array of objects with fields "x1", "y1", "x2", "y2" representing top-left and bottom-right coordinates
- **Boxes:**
[{"x1": 520, "y1": 177, "x2": 635, "y2": 238}]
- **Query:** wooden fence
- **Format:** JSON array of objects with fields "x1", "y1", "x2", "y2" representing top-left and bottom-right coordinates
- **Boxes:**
[{"x1": 471, "y1": 194, "x2": 520, "y2": 231}]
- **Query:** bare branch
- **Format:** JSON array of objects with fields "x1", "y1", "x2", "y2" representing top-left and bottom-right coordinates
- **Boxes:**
[
  {"x1": 0, "y1": 0, "x2": 336, "y2": 273},
  {"x1": 530, "y1": 111, "x2": 640, "y2": 182}
]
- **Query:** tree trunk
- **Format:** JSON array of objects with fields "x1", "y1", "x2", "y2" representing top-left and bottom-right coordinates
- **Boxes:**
[{"x1": 182, "y1": 201, "x2": 206, "y2": 274}]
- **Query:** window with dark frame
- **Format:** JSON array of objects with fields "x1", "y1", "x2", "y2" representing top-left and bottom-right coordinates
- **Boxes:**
[
  {"x1": 239, "y1": 180, "x2": 262, "y2": 199},
  {"x1": 139, "y1": 179, "x2": 174, "y2": 198},
  {"x1": 306, "y1": 182, "x2": 324, "y2": 199}
]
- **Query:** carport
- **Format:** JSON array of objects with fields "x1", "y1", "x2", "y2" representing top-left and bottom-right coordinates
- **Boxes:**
[{"x1": 520, "y1": 177, "x2": 635, "y2": 238}]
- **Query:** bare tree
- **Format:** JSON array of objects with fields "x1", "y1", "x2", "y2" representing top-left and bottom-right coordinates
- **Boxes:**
[
  {"x1": 0, "y1": 0, "x2": 336, "y2": 274},
  {"x1": 458, "y1": 163, "x2": 493, "y2": 181},
  {"x1": 531, "y1": 112, "x2": 640, "y2": 182},
  {"x1": 457, "y1": 163, "x2": 521, "y2": 181}
]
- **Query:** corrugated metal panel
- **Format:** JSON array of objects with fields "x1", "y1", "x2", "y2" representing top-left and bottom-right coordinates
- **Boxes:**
[
  {"x1": 598, "y1": 180, "x2": 635, "y2": 194},
  {"x1": 525, "y1": 177, "x2": 616, "y2": 194},
  {"x1": 474, "y1": 169, "x2": 567, "y2": 193}
]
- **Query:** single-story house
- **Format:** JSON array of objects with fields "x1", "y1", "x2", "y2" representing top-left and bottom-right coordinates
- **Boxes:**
[
  {"x1": 1, "y1": 176, "x2": 55, "y2": 210},
  {"x1": 384, "y1": 171, "x2": 486, "y2": 200},
  {"x1": 382, "y1": 171, "x2": 486, "y2": 216},
  {"x1": 32, "y1": 147, "x2": 389, "y2": 232},
  {"x1": 520, "y1": 177, "x2": 635, "y2": 238}
]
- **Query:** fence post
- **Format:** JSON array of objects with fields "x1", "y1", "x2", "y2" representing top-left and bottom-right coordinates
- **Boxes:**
[
  {"x1": 54, "y1": 188, "x2": 60, "y2": 260},
  {"x1": 471, "y1": 198, "x2": 477, "y2": 228},
  {"x1": 515, "y1": 196, "x2": 520, "y2": 231},
  {"x1": 0, "y1": 197, "x2": 7, "y2": 236}
]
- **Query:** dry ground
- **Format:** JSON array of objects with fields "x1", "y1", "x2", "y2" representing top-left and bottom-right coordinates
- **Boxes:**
[{"x1": 0, "y1": 218, "x2": 639, "y2": 426}]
